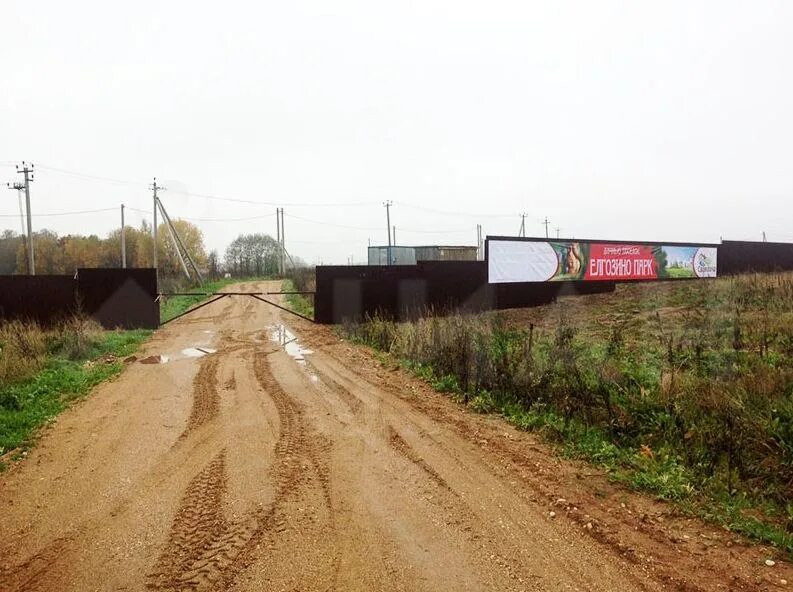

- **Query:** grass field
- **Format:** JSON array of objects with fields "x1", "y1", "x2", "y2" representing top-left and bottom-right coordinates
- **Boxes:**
[
  {"x1": 343, "y1": 272, "x2": 793, "y2": 553},
  {"x1": 665, "y1": 266, "x2": 696, "y2": 278},
  {"x1": 0, "y1": 319, "x2": 150, "y2": 467}
]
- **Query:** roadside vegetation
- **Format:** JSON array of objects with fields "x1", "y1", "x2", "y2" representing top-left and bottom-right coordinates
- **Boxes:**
[
  {"x1": 342, "y1": 272, "x2": 793, "y2": 553},
  {"x1": 0, "y1": 317, "x2": 150, "y2": 468},
  {"x1": 159, "y1": 277, "x2": 241, "y2": 323},
  {"x1": 282, "y1": 266, "x2": 315, "y2": 319}
]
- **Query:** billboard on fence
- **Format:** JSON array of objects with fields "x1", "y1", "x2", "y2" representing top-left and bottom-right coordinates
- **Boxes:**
[{"x1": 487, "y1": 238, "x2": 717, "y2": 284}]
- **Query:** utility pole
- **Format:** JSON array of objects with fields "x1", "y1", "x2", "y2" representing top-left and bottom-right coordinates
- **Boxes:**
[
  {"x1": 6, "y1": 181, "x2": 25, "y2": 236},
  {"x1": 555, "y1": 226, "x2": 561, "y2": 239},
  {"x1": 157, "y1": 197, "x2": 204, "y2": 283},
  {"x1": 763, "y1": 231, "x2": 767, "y2": 242},
  {"x1": 276, "y1": 207, "x2": 281, "y2": 275},
  {"x1": 121, "y1": 204, "x2": 127, "y2": 268},
  {"x1": 157, "y1": 200, "x2": 191, "y2": 280},
  {"x1": 384, "y1": 201, "x2": 393, "y2": 265},
  {"x1": 519, "y1": 212, "x2": 527, "y2": 238},
  {"x1": 543, "y1": 217, "x2": 550, "y2": 238},
  {"x1": 150, "y1": 178, "x2": 164, "y2": 273},
  {"x1": 6, "y1": 181, "x2": 28, "y2": 272},
  {"x1": 476, "y1": 224, "x2": 482, "y2": 260},
  {"x1": 10, "y1": 163, "x2": 35, "y2": 274},
  {"x1": 279, "y1": 208, "x2": 286, "y2": 271}
]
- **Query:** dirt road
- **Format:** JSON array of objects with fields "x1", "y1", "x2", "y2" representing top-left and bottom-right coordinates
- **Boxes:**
[{"x1": 1, "y1": 281, "x2": 789, "y2": 591}]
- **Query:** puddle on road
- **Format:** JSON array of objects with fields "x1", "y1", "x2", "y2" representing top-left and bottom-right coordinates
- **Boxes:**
[
  {"x1": 181, "y1": 347, "x2": 217, "y2": 358},
  {"x1": 268, "y1": 324, "x2": 313, "y2": 364},
  {"x1": 140, "y1": 354, "x2": 169, "y2": 364}
]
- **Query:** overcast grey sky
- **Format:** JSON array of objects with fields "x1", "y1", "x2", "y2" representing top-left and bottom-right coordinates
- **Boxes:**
[{"x1": 2, "y1": 0, "x2": 792, "y2": 264}]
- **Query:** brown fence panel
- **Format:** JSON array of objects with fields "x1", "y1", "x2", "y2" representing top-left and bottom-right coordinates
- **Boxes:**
[
  {"x1": 76, "y1": 268, "x2": 159, "y2": 329},
  {"x1": 314, "y1": 262, "x2": 615, "y2": 324},
  {"x1": 0, "y1": 269, "x2": 158, "y2": 329},
  {"x1": 0, "y1": 275, "x2": 76, "y2": 325},
  {"x1": 719, "y1": 240, "x2": 793, "y2": 275}
]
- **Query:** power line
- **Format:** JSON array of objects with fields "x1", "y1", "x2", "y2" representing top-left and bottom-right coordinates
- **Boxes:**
[
  {"x1": 36, "y1": 164, "x2": 374, "y2": 207},
  {"x1": 125, "y1": 206, "x2": 274, "y2": 222},
  {"x1": 167, "y1": 188, "x2": 374, "y2": 208},
  {"x1": 284, "y1": 212, "x2": 380, "y2": 231},
  {"x1": 35, "y1": 164, "x2": 144, "y2": 187},
  {"x1": 283, "y1": 212, "x2": 473, "y2": 235},
  {"x1": 34, "y1": 164, "x2": 538, "y2": 217},
  {"x1": 396, "y1": 227, "x2": 472, "y2": 234},
  {"x1": 394, "y1": 201, "x2": 520, "y2": 219},
  {"x1": 0, "y1": 207, "x2": 116, "y2": 217}
]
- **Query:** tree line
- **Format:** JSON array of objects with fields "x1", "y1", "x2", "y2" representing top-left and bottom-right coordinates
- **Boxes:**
[
  {"x1": 224, "y1": 233, "x2": 293, "y2": 277},
  {"x1": 0, "y1": 225, "x2": 306, "y2": 279},
  {"x1": 0, "y1": 220, "x2": 209, "y2": 277}
]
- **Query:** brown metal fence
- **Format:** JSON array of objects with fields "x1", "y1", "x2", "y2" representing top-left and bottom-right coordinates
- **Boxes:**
[{"x1": 0, "y1": 268, "x2": 159, "y2": 329}]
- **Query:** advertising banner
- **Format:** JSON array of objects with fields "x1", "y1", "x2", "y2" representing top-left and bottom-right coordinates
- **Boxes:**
[{"x1": 488, "y1": 239, "x2": 717, "y2": 283}]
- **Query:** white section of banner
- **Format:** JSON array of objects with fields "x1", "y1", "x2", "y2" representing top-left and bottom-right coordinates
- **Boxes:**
[
  {"x1": 694, "y1": 247, "x2": 718, "y2": 277},
  {"x1": 488, "y1": 240, "x2": 558, "y2": 283}
]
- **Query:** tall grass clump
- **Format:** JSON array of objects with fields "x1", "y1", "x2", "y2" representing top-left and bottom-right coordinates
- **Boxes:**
[
  {"x1": 342, "y1": 272, "x2": 793, "y2": 551},
  {"x1": 0, "y1": 320, "x2": 49, "y2": 385},
  {"x1": 0, "y1": 315, "x2": 104, "y2": 390}
]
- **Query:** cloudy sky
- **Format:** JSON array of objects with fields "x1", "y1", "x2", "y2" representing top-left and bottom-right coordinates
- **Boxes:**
[{"x1": 2, "y1": 0, "x2": 792, "y2": 264}]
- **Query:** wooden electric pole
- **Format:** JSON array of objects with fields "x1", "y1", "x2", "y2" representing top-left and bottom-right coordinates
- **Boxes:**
[
  {"x1": 384, "y1": 201, "x2": 393, "y2": 265},
  {"x1": 12, "y1": 162, "x2": 35, "y2": 274},
  {"x1": 121, "y1": 204, "x2": 127, "y2": 268},
  {"x1": 150, "y1": 178, "x2": 165, "y2": 274}
]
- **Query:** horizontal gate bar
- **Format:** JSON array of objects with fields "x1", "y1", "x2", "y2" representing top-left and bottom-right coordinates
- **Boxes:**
[
  {"x1": 158, "y1": 291, "x2": 315, "y2": 296},
  {"x1": 160, "y1": 294, "x2": 229, "y2": 325},
  {"x1": 249, "y1": 294, "x2": 315, "y2": 323},
  {"x1": 158, "y1": 292, "x2": 315, "y2": 325}
]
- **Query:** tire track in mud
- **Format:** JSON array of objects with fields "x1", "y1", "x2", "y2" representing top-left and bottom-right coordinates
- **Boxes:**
[
  {"x1": 205, "y1": 348, "x2": 339, "y2": 590},
  {"x1": 181, "y1": 355, "x2": 220, "y2": 438},
  {"x1": 147, "y1": 450, "x2": 256, "y2": 591},
  {"x1": 307, "y1": 361, "x2": 364, "y2": 416},
  {"x1": 386, "y1": 425, "x2": 453, "y2": 493},
  {"x1": 0, "y1": 535, "x2": 74, "y2": 592},
  {"x1": 151, "y1": 348, "x2": 338, "y2": 591}
]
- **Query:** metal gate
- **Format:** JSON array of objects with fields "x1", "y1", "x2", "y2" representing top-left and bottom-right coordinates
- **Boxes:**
[{"x1": 158, "y1": 290, "x2": 315, "y2": 325}]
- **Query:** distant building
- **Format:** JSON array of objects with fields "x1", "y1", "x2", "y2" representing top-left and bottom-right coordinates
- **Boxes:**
[{"x1": 367, "y1": 245, "x2": 478, "y2": 265}]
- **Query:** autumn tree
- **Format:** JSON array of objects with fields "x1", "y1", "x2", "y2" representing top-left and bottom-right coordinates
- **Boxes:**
[
  {"x1": 0, "y1": 230, "x2": 24, "y2": 274},
  {"x1": 224, "y1": 233, "x2": 280, "y2": 277},
  {"x1": 1, "y1": 218, "x2": 208, "y2": 279}
]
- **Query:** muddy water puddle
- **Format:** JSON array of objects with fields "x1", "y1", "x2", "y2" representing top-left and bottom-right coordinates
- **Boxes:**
[
  {"x1": 268, "y1": 324, "x2": 313, "y2": 364},
  {"x1": 181, "y1": 347, "x2": 217, "y2": 358}
]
